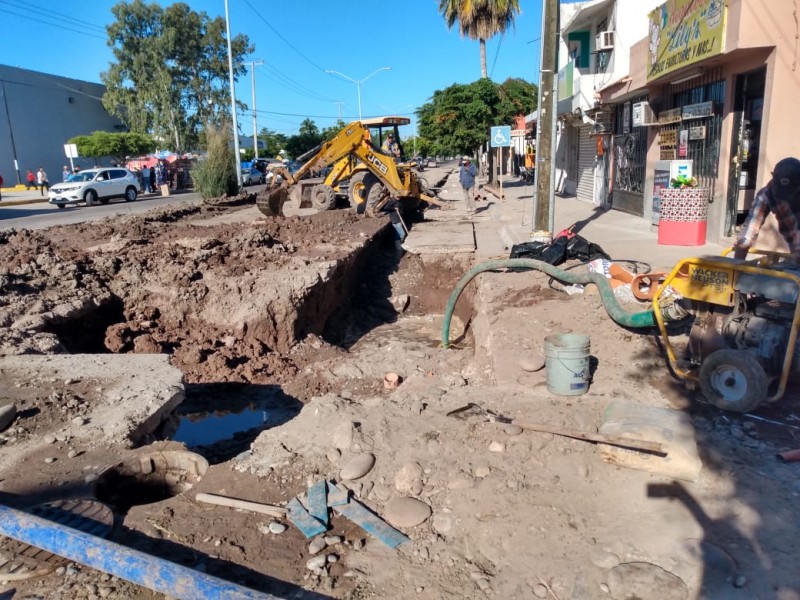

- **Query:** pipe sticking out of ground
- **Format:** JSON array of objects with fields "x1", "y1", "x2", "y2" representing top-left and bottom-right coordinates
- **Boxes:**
[
  {"x1": 441, "y1": 258, "x2": 659, "y2": 348},
  {"x1": 0, "y1": 504, "x2": 277, "y2": 600}
]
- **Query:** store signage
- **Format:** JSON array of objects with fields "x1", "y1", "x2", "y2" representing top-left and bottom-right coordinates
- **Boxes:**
[
  {"x1": 689, "y1": 125, "x2": 707, "y2": 140},
  {"x1": 660, "y1": 148, "x2": 678, "y2": 160},
  {"x1": 658, "y1": 108, "x2": 683, "y2": 125},
  {"x1": 647, "y1": 0, "x2": 727, "y2": 81},
  {"x1": 682, "y1": 101, "x2": 714, "y2": 119},
  {"x1": 557, "y1": 62, "x2": 574, "y2": 99},
  {"x1": 678, "y1": 130, "x2": 689, "y2": 157},
  {"x1": 659, "y1": 130, "x2": 678, "y2": 147},
  {"x1": 623, "y1": 102, "x2": 631, "y2": 134}
]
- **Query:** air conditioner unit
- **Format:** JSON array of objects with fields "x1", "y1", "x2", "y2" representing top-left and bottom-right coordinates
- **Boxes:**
[
  {"x1": 596, "y1": 31, "x2": 614, "y2": 51},
  {"x1": 632, "y1": 101, "x2": 657, "y2": 126}
]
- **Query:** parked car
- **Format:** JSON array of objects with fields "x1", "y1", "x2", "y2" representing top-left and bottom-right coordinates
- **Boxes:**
[
  {"x1": 48, "y1": 168, "x2": 139, "y2": 209},
  {"x1": 241, "y1": 167, "x2": 264, "y2": 186},
  {"x1": 427, "y1": 157, "x2": 437, "y2": 168}
]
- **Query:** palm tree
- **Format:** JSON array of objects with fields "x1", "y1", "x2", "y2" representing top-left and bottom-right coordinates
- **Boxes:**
[{"x1": 439, "y1": 0, "x2": 521, "y2": 79}]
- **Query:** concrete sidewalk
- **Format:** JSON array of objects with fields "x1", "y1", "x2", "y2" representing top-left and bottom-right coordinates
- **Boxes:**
[{"x1": 407, "y1": 168, "x2": 728, "y2": 271}]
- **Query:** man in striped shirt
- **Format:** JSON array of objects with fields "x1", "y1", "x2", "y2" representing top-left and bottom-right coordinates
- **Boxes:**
[{"x1": 734, "y1": 157, "x2": 800, "y2": 260}]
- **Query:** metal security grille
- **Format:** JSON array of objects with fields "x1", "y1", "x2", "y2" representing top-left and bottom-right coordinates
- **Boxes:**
[
  {"x1": 660, "y1": 68, "x2": 725, "y2": 195},
  {"x1": 576, "y1": 125, "x2": 596, "y2": 203},
  {"x1": 613, "y1": 95, "x2": 647, "y2": 195}
]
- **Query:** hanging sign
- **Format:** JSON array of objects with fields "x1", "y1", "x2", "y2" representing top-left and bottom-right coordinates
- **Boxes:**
[
  {"x1": 659, "y1": 130, "x2": 678, "y2": 147},
  {"x1": 647, "y1": 0, "x2": 727, "y2": 81},
  {"x1": 678, "y1": 129, "x2": 689, "y2": 157},
  {"x1": 660, "y1": 148, "x2": 678, "y2": 160},
  {"x1": 682, "y1": 101, "x2": 714, "y2": 119},
  {"x1": 658, "y1": 108, "x2": 683, "y2": 125},
  {"x1": 689, "y1": 125, "x2": 707, "y2": 140}
]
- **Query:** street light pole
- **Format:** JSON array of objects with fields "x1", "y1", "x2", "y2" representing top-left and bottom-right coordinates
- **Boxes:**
[
  {"x1": 223, "y1": 0, "x2": 242, "y2": 187},
  {"x1": 324, "y1": 67, "x2": 391, "y2": 120},
  {"x1": 246, "y1": 59, "x2": 264, "y2": 159}
]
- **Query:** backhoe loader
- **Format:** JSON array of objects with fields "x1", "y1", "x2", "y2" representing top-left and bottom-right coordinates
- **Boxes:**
[{"x1": 256, "y1": 120, "x2": 441, "y2": 218}]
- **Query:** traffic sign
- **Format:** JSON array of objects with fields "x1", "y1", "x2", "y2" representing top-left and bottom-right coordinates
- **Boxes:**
[{"x1": 490, "y1": 126, "x2": 511, "y2": 148}]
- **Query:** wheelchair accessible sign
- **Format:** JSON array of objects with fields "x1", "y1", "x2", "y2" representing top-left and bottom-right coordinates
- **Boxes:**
[{"x1": 491, "y1": 125, "x2": 511, "y2": 148}]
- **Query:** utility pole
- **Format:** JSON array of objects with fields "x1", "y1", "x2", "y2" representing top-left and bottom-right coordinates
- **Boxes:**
[
  {"x1": 333, "y1": 101, "x2": 344, "y2": 120},
  {"x1": 532, "y1": 0, "x2": 559, "y2": 241},
  {"x1": 246, "y1": 60, "x2": 264, "y2": 159},
  {"x1": 224, "y1": 0, "x2": 242, "y2": 187}
]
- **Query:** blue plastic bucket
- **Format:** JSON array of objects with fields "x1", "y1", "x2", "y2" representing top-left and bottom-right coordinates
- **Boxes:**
[{"x1": 544, "y1": 334, "x2": 591, "y2": 396}]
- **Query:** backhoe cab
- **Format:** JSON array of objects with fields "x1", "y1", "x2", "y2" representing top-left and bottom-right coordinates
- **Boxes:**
[{"x1": 256, "y1": 118, "x2": 436, "y2": 218}]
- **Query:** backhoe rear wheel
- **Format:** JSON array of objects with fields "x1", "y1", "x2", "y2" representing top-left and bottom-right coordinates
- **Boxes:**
[
  {"x1": 699, "y1": 349, "x2": 768, "y2": 413},
  {"x1": 310, "y1": 184, "x2": 336, "y2": 211},
  {"x1": 354, "y1": 173, "x2": 380, "y2": 215},
  {"x1": 365, "y1": 181, "x2": 388, "y2": 217}
]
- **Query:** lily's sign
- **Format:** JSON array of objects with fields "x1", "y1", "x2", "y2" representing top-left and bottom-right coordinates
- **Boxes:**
[{"x1": 647, "y1": 0, "x2": 726, "y2": 81}]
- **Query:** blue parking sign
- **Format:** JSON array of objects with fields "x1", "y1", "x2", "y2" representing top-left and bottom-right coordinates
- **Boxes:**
[{"x1": 490, "y1": 125, "x2": 511, "y2": 148}]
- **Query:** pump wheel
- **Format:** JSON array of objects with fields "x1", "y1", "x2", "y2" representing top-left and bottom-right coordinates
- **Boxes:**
[
  {"x1": 699, "y1": 349, "x2": 768, "y2": 413},
  {"x1": 310, "y1": 184, "x2": 336, "y2": 211}
]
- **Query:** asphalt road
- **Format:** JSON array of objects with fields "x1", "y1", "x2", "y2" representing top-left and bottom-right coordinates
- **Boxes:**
[{"x1": 0, "y1": 187, "x2": 221, "y2": 231}]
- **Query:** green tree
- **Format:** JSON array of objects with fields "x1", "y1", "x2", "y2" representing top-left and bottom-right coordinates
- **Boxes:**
[
  {"x1": 101, "y1": 1, "x2": 253, "y2": 152},
  {"x1": 69, "y1": 131, "x2": 157, "y2": 165},
  {"x1": 285, "y1": 118, "x2": 323, "y2": 158},
  {"x1": 417, "y1": 77, "x2": 536, "y2": 179},
  {"x1": 439, "y1": 0, "x2": 521, "y2": 78},
  {"x1": 257, "y1": 128, "x2": 289, "y2": 158},
  {"x1": 321, "y1": 119, "x2": 347, "y2": 141}
]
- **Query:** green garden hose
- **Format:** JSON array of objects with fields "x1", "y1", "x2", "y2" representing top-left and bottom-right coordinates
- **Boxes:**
[{"x1": 441, "y1": 258, "x2": 657, "y2": 348}]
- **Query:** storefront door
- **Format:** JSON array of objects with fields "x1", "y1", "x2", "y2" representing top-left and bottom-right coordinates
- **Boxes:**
[{"x1": 725, "y1": 67, "x2": 766, "y2": 236}]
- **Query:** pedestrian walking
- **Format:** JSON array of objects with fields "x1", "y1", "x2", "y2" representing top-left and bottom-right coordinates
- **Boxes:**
[
  {"x1": 149, "y1": 165, "x2": 156, "y2": 193},
  {"x1": 62, "y1": 166, "x2": 70, "y2": 182},
  {"x1": 25, "y1": 169, "x2": 36, "y2": 190},
  {"x1": 459, "y1": 156, "x2": 477, "y2": 219},
  {"x1": 36, "y1": 167, "x2": 49, "y2": 196}
]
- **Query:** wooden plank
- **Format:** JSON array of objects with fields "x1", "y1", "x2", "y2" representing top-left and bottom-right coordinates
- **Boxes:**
[
  {"x1": 285, "y1": 498, "x2": 327, "y2": 538},
  {"x1": 329, "y1": 483, "x2": 409, "y2": 549},
  {"x1": 306, "y1": 481, "x2": 329, "y2": 526}
]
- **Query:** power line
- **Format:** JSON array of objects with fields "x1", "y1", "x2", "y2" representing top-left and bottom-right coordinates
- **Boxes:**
[
  {"x1": 242, "y1": 0, "x2": 329, "y2": 73},
  {"x1": 0, "y1": 0, "x2": 106, "y2": 33},
  {"x1": 257, "y1": 63, "x2": 335, "y2": 103},
  {"x1": 490, "y1": 34, "x2": 505, "y2": 80},
  {"x1": 0, "y1": 5, "x2": 106, "y2": 40}
]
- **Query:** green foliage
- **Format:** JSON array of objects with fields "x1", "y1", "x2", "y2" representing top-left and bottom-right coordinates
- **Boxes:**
[
  {"x1": 417, "y1": 77, "x2": 536, "y2": 158},
  {"x1": 69, "y1": 131, "x2": 156, "y2": 164},
  {"x1": 284, "y1": 118, "x2": 323, "y2": 158},
  {"x1": 670, "y1": 175, "x2": 698, "y2": 188},
  {"x1": 101, "y1": 0, "x2": 253, "y2": 152},
  {"x1": 191, "y1": 122, "x2": 238, "y2": 199},
  {"x1": 258, "y1": 128, "x2": 289, "y2": 158},
  {"x1": 321, "y1": 120, "x2": 347, "y2": 141}
]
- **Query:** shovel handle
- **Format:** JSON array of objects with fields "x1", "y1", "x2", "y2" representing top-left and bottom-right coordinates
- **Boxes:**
[{"x1": 510, "y1": 420, "x2": 667, "y2": 456}]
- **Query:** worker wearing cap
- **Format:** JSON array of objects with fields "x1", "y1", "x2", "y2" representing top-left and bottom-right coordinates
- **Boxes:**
[
  {"x1": 459, "y1": 155, "x2": 477, "y2": 218},
  {"x1": 734, "y1": 157, "x2": 800, "y2": 260},
  {"x1": 381, "y1": 133, "x2": 401, "y2": 158}
]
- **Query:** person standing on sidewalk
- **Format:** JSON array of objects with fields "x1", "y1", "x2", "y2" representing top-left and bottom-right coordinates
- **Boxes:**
[
  {"x1": 459, "y1": 156, "x2": 477, "y2": 218},
  {"x1": 25, "y1": 169, "x2": 36, "y2": 190},
  {"x1": 36, "y1": 167, "x2": 49, "y2": 196}
]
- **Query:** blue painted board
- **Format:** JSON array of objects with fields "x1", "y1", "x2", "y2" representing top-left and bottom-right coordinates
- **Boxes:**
[
  {"x1": 329, "y1": 483, "x2": 409, "y2": 549},
  {"x1": 325, "y1": 481, "x2": 349, "y2": 507},
  {"x1": 307, "y1": 480, "x2": 329, "y2": 526},
  {"x1": 286, "y1": 498, "x2": 327, "y2": 538}
]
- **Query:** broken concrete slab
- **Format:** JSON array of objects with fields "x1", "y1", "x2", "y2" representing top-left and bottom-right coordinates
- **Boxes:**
[{"x1": 403, "y1": 221, "x2": 475, "y2": 255}]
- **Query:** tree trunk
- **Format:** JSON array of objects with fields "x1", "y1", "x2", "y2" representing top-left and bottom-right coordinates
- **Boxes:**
[{"x1": 480, "y1": 38, "x2": 487, "y2": 78}]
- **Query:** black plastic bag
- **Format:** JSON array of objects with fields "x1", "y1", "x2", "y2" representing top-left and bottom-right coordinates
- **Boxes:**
[
  {"x1": 509, "y1": 236, "x2": 569, "y2": 265},
  {"x1": 565, "y1": 235, "x2": 610, "y2": 262}
]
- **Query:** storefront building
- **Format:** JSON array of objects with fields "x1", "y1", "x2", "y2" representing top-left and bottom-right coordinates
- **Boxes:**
[{"x1": 600, "y1": 0, "x2": 800, "y2": 248}]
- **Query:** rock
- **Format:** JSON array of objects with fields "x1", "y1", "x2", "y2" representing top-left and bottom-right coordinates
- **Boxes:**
[
  {"x1": 384, "y1": 497, "x2": 432, "y2": 528},
  {"x1": 488, "y1": 441, "x2": 506, "y2": 453},
  {"x1": 308, "y1": 537, "x2": 327, "y2": 555},
  {"x1": 98, "y1": 586, "x2": 112, "y2": 598},
  {"x1": 446, "y1": 474, "x2": 474, "y2": 490},
  {"x1": 327, "y1": 554, "x2": 339, "y2": 563},
  {"x1": 519, "y1": 353, "x2": 546, "y2": 372},
  {"x1": 394, "y1": 462, "x2": 424, "y2": 495},
  {"x1": 504, "y1": 424, "x2": 524, "y2": 436},
  {"x1": 0, "y1": 402, "x2": 17, "y2": 432},
  {"x1": 608, "y1": 562, "x2": 687, "y2": 600},
  {"x1": 353, "y1": 539, "x2": 365, "y2": 551},
  {"x1": 474, "y1": 465, "x2": 491, "y2": 478},
  {"x1": 390, "y1": 294, "x2": 411, "y2": 312},
  {"x1": 431, "y1": 513, "x2": 453, "y2": 535},
  {"x1": 476, "y1": 578, "x2": 490, "y2": 591},
  {"x1": 590, "y1": 549, "x2": 621, "y2": 570},
  {"x1": 324, "y1": 535, "x2": 343, "y2": 546},
  {"x1": 331, "y1": 421, "x2": 354, "y2": 450},
  {"x1": 326, "y1": 448, "x2": 341, "y2": 464},
  {"x1": 306, "y1": 555, "x2": 327, "y2": 571},
  {"x1": 733, "y1": 575, "x2": 746, "y2": 588},
  {"x1": 532, "y1": 583, "x2": 548, "y2": 598},
  {"x1": 340, "y1": 453, "x2": 375, "y2": 481},
  {"x1": 268, "y1": 522, "x2": 287, "y2": 534},
  {"x1": 44, "y1": 433, "x2": 56, "y2": 444},
  {"x1": 84, "y1": 473, "x2": 99, "y2": 484},
  {"x1": 67, "y1": 449, "x2": 78, "y2": 459},
  {"x1": 44, "y1": 457, "x2": 56, "y2": 464},
  {"x1": 339, "y1": 390, "x2": 354, "y2": 400},
  {"x1": 71, "y1": 416, "x2": 87, "y2": 426}
]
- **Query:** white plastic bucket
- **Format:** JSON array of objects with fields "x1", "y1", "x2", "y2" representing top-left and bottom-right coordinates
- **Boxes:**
[{"x1": 544, "y1": 334, "x2": 591, "y2": 396}]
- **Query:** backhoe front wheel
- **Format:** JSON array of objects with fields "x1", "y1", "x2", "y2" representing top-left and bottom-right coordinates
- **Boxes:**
[
  {"x1": 310, "y1": 184, "x2": 336, "y2": 211},
  {"x1": 699, "y1": 349, "x2": 768, "y2": 413},
  {"x1": 349, "y1": 171, "x2": 370, "y2": 208}
]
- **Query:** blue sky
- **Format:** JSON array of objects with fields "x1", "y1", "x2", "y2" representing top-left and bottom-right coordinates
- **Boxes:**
[{"x1": 0, "y1": 0, "x2": 548, "y2": 138}]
